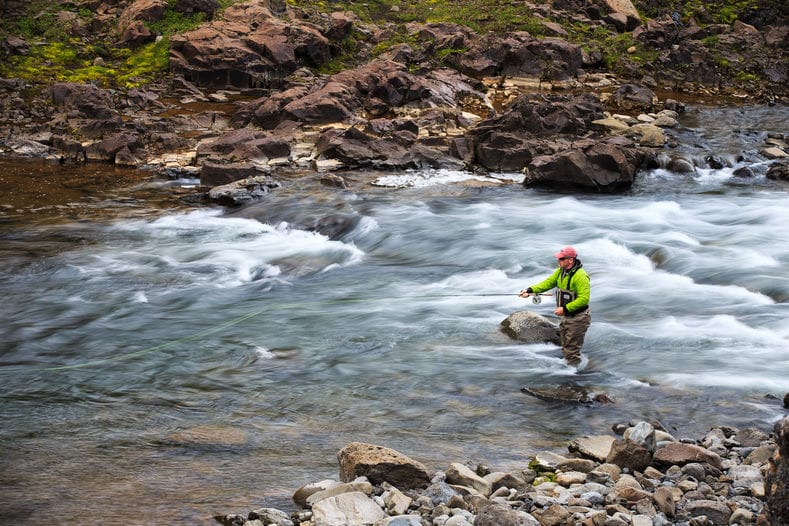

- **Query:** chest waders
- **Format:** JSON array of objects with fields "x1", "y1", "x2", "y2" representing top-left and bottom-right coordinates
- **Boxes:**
[{"x1": 556, "y1": 269, "x2": 578, "y2": 309}]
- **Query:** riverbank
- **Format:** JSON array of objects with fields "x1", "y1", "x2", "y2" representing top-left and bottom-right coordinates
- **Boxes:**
[
  {"x1": 216, "y1": 417, "x2": 789, "y2": 526},
  {"x1": 1, "y1": 0, "x2": 787, "y2": 203}
]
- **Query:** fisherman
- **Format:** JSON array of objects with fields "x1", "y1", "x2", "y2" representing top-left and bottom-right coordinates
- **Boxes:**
[{"x1": 519, "y1": 246, "x2": 591, "y2": 366}]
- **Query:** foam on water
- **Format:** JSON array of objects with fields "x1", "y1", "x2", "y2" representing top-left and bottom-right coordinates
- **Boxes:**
[
  {"x1": 79, "y1": 209, "x2": 366, "y2": 288},
  {"x1": 372, "y1": 168, "x2": 523, "y2": 188}
]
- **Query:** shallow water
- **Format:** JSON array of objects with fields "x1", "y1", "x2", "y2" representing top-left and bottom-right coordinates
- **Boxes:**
[{"x1": 1, "y1": 105, "x2": 788, "y2": 524}]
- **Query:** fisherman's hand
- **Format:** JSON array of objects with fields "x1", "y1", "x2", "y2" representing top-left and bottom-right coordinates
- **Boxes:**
[
  {"x1": 518, "y1": 290, "x2": 531, "y2": 298},
  {"x1": 554, "y1": 307, "x2": 565, "y2": 316}
]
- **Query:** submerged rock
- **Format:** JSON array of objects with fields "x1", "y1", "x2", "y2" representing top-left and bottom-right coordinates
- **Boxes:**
[{"x1": 520, "y1": 386, "x2": 614, "y2": 406}]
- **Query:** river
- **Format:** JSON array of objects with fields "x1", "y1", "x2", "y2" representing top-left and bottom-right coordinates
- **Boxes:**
[{"x1": 1, "y1": 105, "x2": 787, "y2": 524}]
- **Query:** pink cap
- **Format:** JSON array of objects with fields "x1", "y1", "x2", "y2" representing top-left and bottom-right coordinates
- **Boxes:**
[{"x1": 554, "y1": 246, "x2": 577, "y2": 259}]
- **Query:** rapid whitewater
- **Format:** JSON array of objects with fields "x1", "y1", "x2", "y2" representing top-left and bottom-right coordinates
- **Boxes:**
[{"x1": 1, "y1": 105, "x2": 787, "y2": 523}]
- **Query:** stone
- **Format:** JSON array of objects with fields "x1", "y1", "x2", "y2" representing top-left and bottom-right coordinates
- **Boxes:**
[
  {"x1": 306, "y1": 480, "x2": 374, "y2": 507},
  {"x1": 684, "y1": 499, "x2": 732, "y2": 525},
  {"x1": 532, "y1": 451, "x2": 569, "y2": 470},
  {"x1": 569, "y1": 435, "x2": 617, "y2": 462},
  {"x1": 500, "y1": 310, "x2": 560, "y2": 345},
  {"x1": 248, "y1": 507, "x2": 293, "y2": 526},
  {"x1": 337, "y1": 442, "x2": 430, "y2": 489},
  {"x1": 630, "y1": 123, "x2": 665, "y2": 147},
  {"x1": 606, "y1": 439, "x2": 653, "y2": 472},
  {"x1": 523, "y1": 136, "x2": 647, "y2": 192},
  {"x1": 310, "y1": 491, "x2": 386, "y2": 526},
  {"x1": 557, "y1": 458, "x2": 598, "y2": 473},
  {"x1": 736, "y1": 428, "x2": 770, "y2": 448},
  {"x1": 484, "y1": 471, "x2": 533, "y2": 492},
  {"x1": 592, "y1": 116, "x2": 631, "y2": 133},
  {"x1": 446, "y1": 463, "x2": 493, "y2": 497},
  {"x1": 383, "y1": 484, "x2": 412, "y2": 515},
  {"x1": 520, "y1": 386, "x2": 613, "y2": 405},
  {"x1": 377, "y1": 517, "x2": 422, "y2": 526},
  {"x1": 531, "y1": 503, "x2": 571, "y2": 526},
  {"x1": 206, "y1": 175, "x2": 280, "y2": 206},
  {"x1": 728, "y1": 464, "x2": 764, "y2": 488},
  {"x1": 762, "y1": 147, "x2": 788, "y2": 159},
  {"x1": 293, "y1": 479, "x2": 341, "y2": 508},
  {"x1": 556, "y1": 471, "x2": 587, "y2": 486},
  {"x1": 653, "y1": 486, "x2": 676, "y2": 517},
  {"x1": 652, "y1": 443, "x2": 722, "y2": 469},
  {"x1": 745, "y1": 443, "x2": 777, "y2": 465},
  {"x1": 474, "y1": 503, "x2": 541, "y2": 526}
]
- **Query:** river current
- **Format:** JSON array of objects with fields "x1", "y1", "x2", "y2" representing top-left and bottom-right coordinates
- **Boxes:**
[{"x1": 1, "y1": 105, "x2": 788, "y2": 524}]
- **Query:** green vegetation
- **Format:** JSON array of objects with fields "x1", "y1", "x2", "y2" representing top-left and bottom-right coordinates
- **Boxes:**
[
  {"x1": 0, "y1": 0, "x2": 232, "y2": 87},
  {"x1": 287, "y1": 0, "x2": 547, "y2": 35},
  {"x1": 635, "y1": 0, "x2": 762, "y2": 25},
  {"x1": 0, "y1": 0, "x2": 780, "y2": 90}
]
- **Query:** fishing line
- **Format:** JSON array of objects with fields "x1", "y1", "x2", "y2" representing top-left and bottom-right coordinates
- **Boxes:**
[{"x1": 42, "y1": 292, "x2": 552, "y2": 371}]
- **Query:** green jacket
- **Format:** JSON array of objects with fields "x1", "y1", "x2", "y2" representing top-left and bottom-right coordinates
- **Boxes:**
[{"x1": 528, "y1": 260, "x2": 590, "y2": 316}]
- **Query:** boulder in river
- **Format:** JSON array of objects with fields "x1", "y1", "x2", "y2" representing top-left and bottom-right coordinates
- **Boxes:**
[
  {"x1": 500, "y1": 310, "x2": 560, "y2": 345},
  {"x1": 337, "y1": 442, "x2": 431, "y2": 490}
]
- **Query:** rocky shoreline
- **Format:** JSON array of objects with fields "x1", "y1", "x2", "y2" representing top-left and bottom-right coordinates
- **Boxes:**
[
  {"x1": 216, "y1": 416, "x2": 789, "y2": 526},
  {"x1": 1, "y1": 0, "x2": 788, "y2": 207}
]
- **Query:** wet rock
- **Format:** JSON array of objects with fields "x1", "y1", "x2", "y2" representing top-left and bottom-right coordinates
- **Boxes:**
[
  {"x1": 523, "y1": 136, "x2": 647, "y2": 192},
  {"x1": 499, "y1": 310, "x2": 560, "y2": 345},
  {"x1": 206, "y1": 175, "x2": 280, "y2": 206},
  {"x1": 766, "y1": 161, "x2": 789, "y2": 181},
  {"x1": 166, "y1": 424, "x2": 248, "y2": 447},
  {"x1": 520, "y1": 386, "x2": 613, "y2": 405},
  {"x1": 733, "y1": 165, "x2": 757, "y2": 178},
  {"x1": 666, "y1": 156, "x2": 696, "y2": 174}
]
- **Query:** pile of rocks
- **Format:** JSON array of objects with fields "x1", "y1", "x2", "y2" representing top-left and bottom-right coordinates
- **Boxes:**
[{"x1": 216, "y1": 415, "x2": 789, "y2": 526}]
